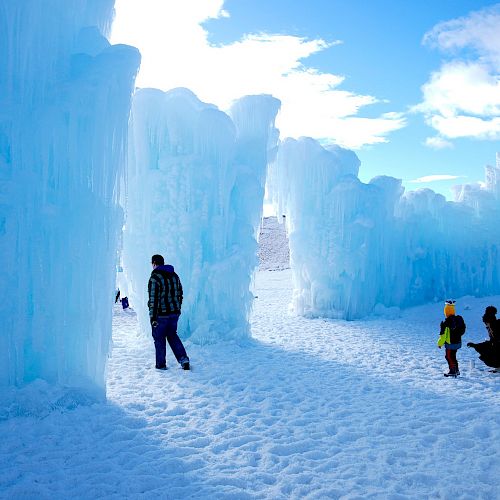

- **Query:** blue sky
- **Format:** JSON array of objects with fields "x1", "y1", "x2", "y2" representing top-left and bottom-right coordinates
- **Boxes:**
[{"x1": 112, "y1": 0, "x2": 500, "y2": 198}]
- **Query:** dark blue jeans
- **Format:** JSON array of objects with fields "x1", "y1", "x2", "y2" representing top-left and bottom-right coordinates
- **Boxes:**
[{"x1": 152, "y1": 314, "x2": 189, "y2": 368}]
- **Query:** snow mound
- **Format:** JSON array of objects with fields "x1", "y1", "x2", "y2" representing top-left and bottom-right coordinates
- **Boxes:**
[{"x1": 258, "y1": 216, "x2": 290, "y2": 271}]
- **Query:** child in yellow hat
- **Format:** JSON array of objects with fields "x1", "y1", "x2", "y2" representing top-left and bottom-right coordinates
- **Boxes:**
[{"x1": 438, "y1": 300, "x2": 466, "y2": 377}]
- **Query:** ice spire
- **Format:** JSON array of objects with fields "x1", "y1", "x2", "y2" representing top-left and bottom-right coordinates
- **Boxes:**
[
  {"x1": 0, "y1": 0, "x2": 140, "y2": 391},
  {"x1": 122, "y1": 89, "x2": 280, "y2": 343}
]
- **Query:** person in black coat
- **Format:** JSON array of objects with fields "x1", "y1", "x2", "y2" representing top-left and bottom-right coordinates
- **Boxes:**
[{"x1": 467, "y1": 305, "x2": 500, "y2": 370}]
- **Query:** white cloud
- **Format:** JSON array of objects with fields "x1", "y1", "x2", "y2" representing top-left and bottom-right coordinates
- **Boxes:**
[
  {"x1": 418, "y1": 4, "x2": 500, "y2": 141},
  {"x1": 410, "y1": 174, "x2": 464, "y2": 183},
  {"x1": 429, "y1": 114, "x2": 500, "y2": 139},
  {"x1": 423, "y1": 4, "x2": 500, "y2": 66},
  {"x1": 419, "y1": 62, "x2": 500, "y2": 117},
  {"x1": 111, "y1": 0, "x2": 405, "y2": 149},
  {"x1": 424, "y1": 136, "x2": 453, "y2": 149}
]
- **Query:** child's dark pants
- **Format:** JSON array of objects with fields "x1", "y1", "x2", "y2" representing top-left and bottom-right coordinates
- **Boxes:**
[{"x1": 445, "y1": 347, "x2": 459, "y2": 374}]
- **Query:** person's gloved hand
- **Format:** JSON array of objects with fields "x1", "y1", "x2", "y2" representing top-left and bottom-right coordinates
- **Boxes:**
[{"x1": 151, "y1": 319, "x2": 158, "y2": 328}]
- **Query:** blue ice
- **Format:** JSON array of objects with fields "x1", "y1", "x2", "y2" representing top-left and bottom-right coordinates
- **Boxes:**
[{"x1": 0, "y1": 0, "x2": 140, "y2": 391}]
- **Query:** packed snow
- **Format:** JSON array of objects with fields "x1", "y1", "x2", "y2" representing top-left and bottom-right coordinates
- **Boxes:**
[
  {"x1": 1, "y1": 269, "x2": 498, "y2": 499},
  {"x1": 258, "y1": 216, "x2": 290, "y2": 271}
]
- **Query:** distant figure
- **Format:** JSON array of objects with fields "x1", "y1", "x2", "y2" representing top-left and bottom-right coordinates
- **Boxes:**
[
  {"x1": 467, "y1": 306, "x2": 500, "y2": 371},
  {"x1": 438, "y1": 300, "x2": 466, "y2": 377},
  {"x1": 121, "y1": 296, "x2": 129, "y2": 309},
  {"x1": 148, "y1": 254, "x2": 190, "y2": 370},
  {"x1": 115, "y1": 289, "x2": 121, "y2": 304}
]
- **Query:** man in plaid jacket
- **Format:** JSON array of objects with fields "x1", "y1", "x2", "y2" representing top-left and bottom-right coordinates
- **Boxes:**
[{"x1": 148, "y1": 254, "x2": 190, "y2": 370}]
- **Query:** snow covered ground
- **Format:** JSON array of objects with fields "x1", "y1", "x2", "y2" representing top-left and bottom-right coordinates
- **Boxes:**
[{"x1": 1, "y1": 269, "x2": 499, "y2": 499}]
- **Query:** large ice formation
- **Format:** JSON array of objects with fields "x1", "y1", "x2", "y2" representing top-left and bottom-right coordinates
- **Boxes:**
[
  {"x1": 268, "y1": 138, "x2": 500, "y2": 319},
  {"x1": 122, "y1": 88, "x2": 280, "y2": 343},
  {"x1": 0, "y1": 1, "x2": 140, "y2": 390}
]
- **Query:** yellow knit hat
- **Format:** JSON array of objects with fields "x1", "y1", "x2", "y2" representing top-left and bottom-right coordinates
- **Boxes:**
[{"x1": 444, "y1": 300, "x2": 456, "y2": 317}]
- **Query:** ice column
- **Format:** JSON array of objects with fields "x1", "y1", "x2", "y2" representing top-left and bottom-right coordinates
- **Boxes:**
[
  {"x1": 0, "y1": 0, "x2": 140, "y2": 390},
  {"x1": 123, "y1": 89, "x2": 280, "y2": 343},
  {"x1": 268, "y1": 138, "x2": 500, "y2": 319}
]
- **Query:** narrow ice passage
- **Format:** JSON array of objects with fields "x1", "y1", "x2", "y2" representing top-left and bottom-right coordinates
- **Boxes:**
[{"x1": 2, "y1": 270, "x2": 498, "y2": 498}]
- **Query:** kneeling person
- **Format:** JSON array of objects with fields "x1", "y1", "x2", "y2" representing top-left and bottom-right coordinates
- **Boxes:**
[
  {"x1": 148, "y1": 254, "x2": 190, "y2": 370},
  {"x1": 467, "y1": 305, "x2": 500, "y2": 370}
]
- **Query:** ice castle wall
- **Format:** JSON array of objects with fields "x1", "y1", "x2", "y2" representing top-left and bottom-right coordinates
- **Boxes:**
[
  {"x1": 268, "y1": 138, "x2": 500, "y2": 319},
  {"x1": 122, "y1": 88, "x2": 280, "y2": 344},
  {"x1": 0, "y1": 1, "x2": 140, "y2": 390}
]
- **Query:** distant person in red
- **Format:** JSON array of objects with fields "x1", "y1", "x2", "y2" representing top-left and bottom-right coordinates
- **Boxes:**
[
  {"x1": 467, "y1": 306, "x2": 500, "y2": 372},
  {"x1": 437, "y1": 300, "x2": 466, "y2": 377},
  {"x1": 148, "y1": 254, "x2": 190, "y2": 370}
]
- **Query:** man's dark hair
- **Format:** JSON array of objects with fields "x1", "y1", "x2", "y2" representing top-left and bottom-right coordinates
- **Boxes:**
[{"x1": 151, "y1": 254, "x2": 164, "y2": 266}]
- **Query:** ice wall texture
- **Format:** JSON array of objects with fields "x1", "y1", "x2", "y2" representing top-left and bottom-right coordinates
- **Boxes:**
[
  {"x1": 123, "y1": 88, "x2": 280, "y2": 343},
  {"x1": 0, "y1": 0, "x2": 140, "y2": 390},
  {"x1": 268, "y1": 138, "x2": 500, "y2": 319}
]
